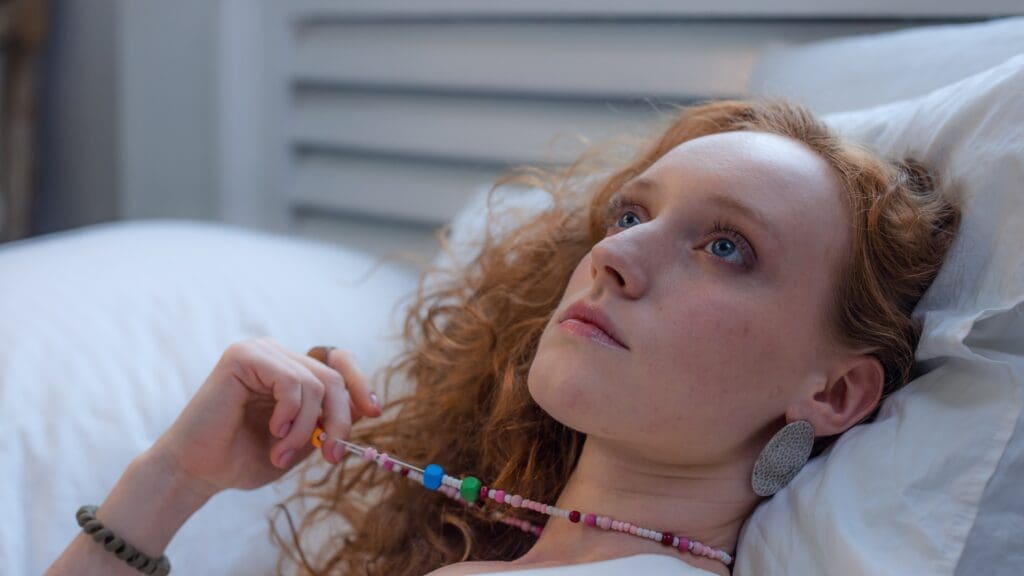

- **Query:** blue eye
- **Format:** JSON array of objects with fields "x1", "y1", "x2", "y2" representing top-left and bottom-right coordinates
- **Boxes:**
[
  {"x1": 616, "y1": 210, "x2": 642, "y2": 229},
  {"x1": 707, "y1": 238, "x2": 742, "y2": 264},
  {"x1": 704, "y1": 220, "x2": 754, "y2": 269}
]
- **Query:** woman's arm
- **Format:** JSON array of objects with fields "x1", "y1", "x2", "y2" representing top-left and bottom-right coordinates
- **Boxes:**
[
  {"x1": 43, "y1": 448, "x2": 214, "y2": 576},
  {"x1": 44, "y1": 339, "x2": 379, "y2": 575}
]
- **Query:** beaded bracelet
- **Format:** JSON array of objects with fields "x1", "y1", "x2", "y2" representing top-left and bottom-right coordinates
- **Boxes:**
[{"x1": 76, "y1": 505, "x2": 172, "y2": 576}]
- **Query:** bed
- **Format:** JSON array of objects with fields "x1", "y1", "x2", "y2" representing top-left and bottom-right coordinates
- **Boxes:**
[{"x1": 4, "y1": 16, "x2": 1023, "y2": 576}]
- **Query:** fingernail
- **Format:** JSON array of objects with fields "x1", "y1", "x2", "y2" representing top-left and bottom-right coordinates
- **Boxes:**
[
  {"x1": 278, "y1": 421, "x2": 291, "y2": 438},
  {"x1": 279, "y1": 449, "x2": 296, "y2": 468},
  {"x1": 370, "y1": 392, "x2": 380, "y2": 409},
  {"x1": 331, "y1": 441, "x2": 344, "y2": 462}
]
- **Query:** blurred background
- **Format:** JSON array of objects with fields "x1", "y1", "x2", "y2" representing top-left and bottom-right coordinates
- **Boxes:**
[{"x1": 2, "y1": 0, "x2": 1021, "y2": 263}]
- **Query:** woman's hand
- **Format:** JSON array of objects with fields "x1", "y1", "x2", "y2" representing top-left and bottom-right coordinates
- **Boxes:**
[{"x1": 149, "y1": 337, "x2": 382, "y2": 498}]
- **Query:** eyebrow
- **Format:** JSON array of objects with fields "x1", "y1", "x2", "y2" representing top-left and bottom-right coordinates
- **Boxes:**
[{"x1": 621, "y1": 177, "x2": 780, "y2": 247}]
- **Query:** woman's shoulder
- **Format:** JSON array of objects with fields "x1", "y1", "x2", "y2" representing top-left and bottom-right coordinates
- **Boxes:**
[{"x1": 423, "y1": 553, "x2": 719, "y2": 575}]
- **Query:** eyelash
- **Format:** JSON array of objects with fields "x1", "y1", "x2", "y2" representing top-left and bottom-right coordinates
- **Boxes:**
[{"x1": 604, "y1": 194, "x2": 757, "y2": 269}]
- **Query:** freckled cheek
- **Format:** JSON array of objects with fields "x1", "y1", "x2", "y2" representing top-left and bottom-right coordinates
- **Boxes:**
[{"x1": 647, "y1": 308, "x2": 771, "y2": 403}]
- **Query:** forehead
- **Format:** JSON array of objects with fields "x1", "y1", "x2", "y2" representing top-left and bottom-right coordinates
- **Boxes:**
[{"x1": 649, "y1": 131, "x2": 839, "y2": 210}]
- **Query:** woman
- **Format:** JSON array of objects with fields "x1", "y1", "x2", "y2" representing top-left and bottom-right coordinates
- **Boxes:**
[{"x1": 45, "y1": 98, "x2": 962, "y2": 576}]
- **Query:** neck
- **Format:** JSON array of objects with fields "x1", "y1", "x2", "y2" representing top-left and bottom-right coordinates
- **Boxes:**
[{"x1": 513, "y1": 436, "x2": 761, "y2": 576}]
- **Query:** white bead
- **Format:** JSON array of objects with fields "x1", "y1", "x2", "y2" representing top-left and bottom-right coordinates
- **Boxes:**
[
  {"x1": 672, "y1": 536, "x2": 679, "y2": 547},
  {"x1": 504, "y1": 493, "x2": 512, "y2": 504},
  {"x1": 488, "y1": 489, "x2": 496, "y2": 499}
]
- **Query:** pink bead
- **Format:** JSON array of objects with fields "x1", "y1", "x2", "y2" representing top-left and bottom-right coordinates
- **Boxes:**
[
  {"x1": 598, "y1": 516, "x2": 612, "y2": 530},
  {"x1": 362, "y1": 447, "x2": 378, "y2": 461},
  {"x1": 494, "y1": 490, "x2": 505, "y2": 503},
  {"x1": 677, "y1": 536, "x2": 690, "y2": 552},
  {"x1": 584, "y1": 513, "x2": 597, "y2": 526},
  {"x1": 611, "y1": 521, "x2": 620, "y2": 530},
  {"x1": 511, "y1": 494, "x2": 523, "y2": 507},
  {"x1": 378, "y1": 453, "x2": 390, "y2": 466},
  {"x1": 383, "y1": 460, "x2": 394, "y2": 471}
]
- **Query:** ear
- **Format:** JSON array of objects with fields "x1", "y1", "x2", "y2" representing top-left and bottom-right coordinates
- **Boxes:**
[{"x1": 799, "y1": 354, "x2": 884, "y2": 437}]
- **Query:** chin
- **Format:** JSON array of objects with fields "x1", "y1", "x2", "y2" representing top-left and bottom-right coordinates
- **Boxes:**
[{"x1": 527, "y1": 343, "x2": 600, "y2": 433}]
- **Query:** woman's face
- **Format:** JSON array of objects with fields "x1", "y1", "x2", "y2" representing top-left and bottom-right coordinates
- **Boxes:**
[{"x1": 528, "y1": 130, "x2": 852, "y2": 465}]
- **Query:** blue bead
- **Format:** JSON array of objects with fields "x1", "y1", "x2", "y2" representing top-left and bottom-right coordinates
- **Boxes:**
[{"x1": 423, "y1": 463, "x2": 444, "y2": 490}]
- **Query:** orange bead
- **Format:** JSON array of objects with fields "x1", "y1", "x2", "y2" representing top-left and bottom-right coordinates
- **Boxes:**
[{"x1": 311, "y1": 426, "x2": 326, "y2": 448}]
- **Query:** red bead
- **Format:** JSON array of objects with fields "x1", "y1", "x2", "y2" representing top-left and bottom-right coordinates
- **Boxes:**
[
  {"x1": 400, "y1": 468, "x2": 410, "y2": 476},
  {"x1": 479, "y1": 485, "x2": 489, "y2": 500},
  {"x1": 569, "y1": 510, "x2": 581, "y2": 523},
  {"x1": 661, "y1": 532, "x2": 674, "y2": 546}
]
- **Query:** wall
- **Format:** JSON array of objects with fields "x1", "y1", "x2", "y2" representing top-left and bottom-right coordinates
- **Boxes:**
[
  {"x1": 35, "y1": 1, "x2": 1022, "y2": 265},
  {"x1": 37, "y1": 0, "x2": 220, "y2": 235}
]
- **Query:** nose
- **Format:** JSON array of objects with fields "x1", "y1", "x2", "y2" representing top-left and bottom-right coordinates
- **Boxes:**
[{"x1": 589, "y1": 235, "x2": 648, "y2": 299}]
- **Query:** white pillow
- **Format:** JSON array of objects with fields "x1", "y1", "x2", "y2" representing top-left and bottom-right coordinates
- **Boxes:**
[
  {"x1": 748, "y1": 15, "x2": 1024, "y2": 114},
  {"x1": 0, "y1": 220, "x2": 421, "y2": 575},
  {"x1": 436, "y1": 56, "x2": 1024, "y2": 576}
]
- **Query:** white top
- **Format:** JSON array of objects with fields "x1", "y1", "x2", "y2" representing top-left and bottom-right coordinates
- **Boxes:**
[{"x1": 467, "y1": 553, "x2": 718, "y2": 575}]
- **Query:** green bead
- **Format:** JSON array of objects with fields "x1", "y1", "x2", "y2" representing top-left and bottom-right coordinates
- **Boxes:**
[{"x1": 460, "y1": 476, "x2": 482, "y2": 503}]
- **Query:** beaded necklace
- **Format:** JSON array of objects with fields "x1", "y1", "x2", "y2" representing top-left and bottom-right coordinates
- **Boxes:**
[{"x1": 310, "y1": 424, "x2": 733, "y2": 566}]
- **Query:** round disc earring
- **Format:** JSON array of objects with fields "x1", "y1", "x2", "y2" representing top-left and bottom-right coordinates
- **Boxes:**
[{"x1": 751, "y1": 419, "x2": 815, "y2": 497}]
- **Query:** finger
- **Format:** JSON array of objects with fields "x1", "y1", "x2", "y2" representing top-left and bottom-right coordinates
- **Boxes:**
[
  {"x1": 286, "y1": 349, "x2": 355, "y2": 463},
  {"x1": 240, "y1": 341, "x2": 304, "y2": 440},
  {"x1": 323, "y1": 348, "x2": 381, "y2": 419},
  {"x1": 318, "y1": 373, "x2": 353, "y2": 464},
  {"x1": 270, "y1": 362, "x2": 324, "y2": 469},
  {"x1": 258, "y1": 339, "x2": 340, "y2": 440},
  {"x1": 306, "y1": 346, "x2": 370, "y2": 425}
]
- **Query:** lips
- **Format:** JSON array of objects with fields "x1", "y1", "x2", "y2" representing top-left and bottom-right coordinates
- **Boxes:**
[{"x1": 558, "y1": 300, "x2": 629, "y2": 350}]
